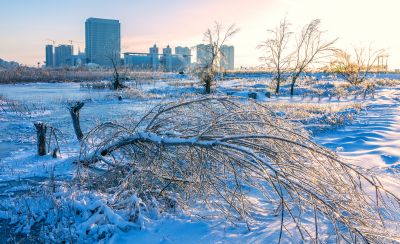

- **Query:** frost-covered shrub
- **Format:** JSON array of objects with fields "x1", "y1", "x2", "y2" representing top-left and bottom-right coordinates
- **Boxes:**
[
  {"x1": 0, "y1": 185, "x2": 154, "y2": 242},
  {"x1": 374, "y1": 78, "x2": 400, "y2": 87},
  {"x1": 331, "y1": 82, "x2": 375, "y2": 99},
  {"x1": 270, "y1": 102, "x2": 362, "y2": 130},
  {"x1": 77, "y1": 96, "x2": 400, "y2": 242}
]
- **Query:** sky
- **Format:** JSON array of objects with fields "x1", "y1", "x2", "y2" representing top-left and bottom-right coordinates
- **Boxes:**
[{"x1": 1, "y1": 0, "x2": 400, "y2": 68}]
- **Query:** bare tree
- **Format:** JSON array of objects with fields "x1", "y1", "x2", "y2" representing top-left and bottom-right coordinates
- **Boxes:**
[
  {"x1": 78, "y1": 96, "x2": 400, "y2": 242},
  {"x1": 330, "y1": 46, "x2": 385, "y2": 85},
  {"x1": 289, "y1": 19, "x2": 337, "y2": 96},
  {"x1": 106, "y1": 49, "x2": 125, "y2": 90},
  {"x1": 258, "y1": 18, "x2": 292, "y2": 94},
  {"x1": 196, "y1": 22, "x2": 239, "y2": 94}
]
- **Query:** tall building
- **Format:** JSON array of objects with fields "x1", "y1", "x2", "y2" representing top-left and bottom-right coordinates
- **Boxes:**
[
  {"x1": 175, "y1": 46, "x2": 191, "y2": 65},
  {"x1": 149, "y1": 44, "x2": 160, "y2": 70},
  {"x1": 162, "y1": 45, "x2": 172, "y2": 71},
  {"x1": 220, "y1": 45, "x2": 234, "y2": 70},
  {"x1": 85, "y1": 18, "x2": 121, "y2": 66},
  {"x1": 54, "y1": 45, "x2": 73, "y2": 67},
  {"x1": 149, "y1": 44, "x2": 159, "y2": 54},
  {"x1": 45, "y1": 45, "x2": 54, "y2": 67},
  {"x1": 196, "y1": 44, "x2": 213, "y2": 67},
  {"x1": 163, "y1": 45, "x2": 172, "y2": 55}
]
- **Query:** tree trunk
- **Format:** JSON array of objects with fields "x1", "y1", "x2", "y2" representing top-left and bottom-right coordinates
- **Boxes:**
[
  {"x1": 34, "y1": 122, "x2": 47, "y2": 156},
  {"x1": 111, "y1": 57, "x2": 123, "y2": 90},
  {"x1": 204, "y1": 74, "x2": 212, "y2": 94},
  {"x1": 205, "y1": 80, "x2": 211, "y2": 94},
  {"x1": 290, "y1": 76, "x2": 298, "y2": 96},
  {"x1": 113, "y1": 70, "x2": 120, "y2": 90},
  {"x1": 69, "y1": 101, "x2": 85, "y2": 141},
  {"x1": 275, "y1": 74, "x2": 281, "y2": 94}
]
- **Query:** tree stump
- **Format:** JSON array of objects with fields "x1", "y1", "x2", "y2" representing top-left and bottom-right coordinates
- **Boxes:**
[
  {"x1": 69, "y1": 101, "x2": 85, "y2": 141},
  {"x1": 34, "y1": 122, "x2": 47, "y2": 156}
]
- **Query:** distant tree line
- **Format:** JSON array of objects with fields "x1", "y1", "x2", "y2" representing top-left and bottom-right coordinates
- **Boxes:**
[
  {"x1": 258, "y1": 18, "x2": 385, "y2": 94},
  {"x1": 0, "y1": 66, "x2": 115, "y2": 84},
  {"x1": 195, "y1": 19, "x2": 386, "y2": 95}
]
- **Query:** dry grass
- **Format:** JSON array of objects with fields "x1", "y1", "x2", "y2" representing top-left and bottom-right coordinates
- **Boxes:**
[
  {"x1": 269, "y1": 102, "x2": 362, "y2": 120},
  {"x1": 0, "y1": 67, "x2": 114, "y2": 83},
  {"x1": 0, "y1": 67, "x2": 178, "y2": 84},
  {"x1": 374, "y1": 78, "x2": 400, "y2": 87},
  {"x1": 0, "y1": 95, "x2": 48, "y2": 117}
]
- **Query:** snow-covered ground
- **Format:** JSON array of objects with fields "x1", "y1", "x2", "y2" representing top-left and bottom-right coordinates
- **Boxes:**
[
  {"x1": 0, "y1": 76, "x2": 400, "y2": 242},
  {"x1": 317, "y1": 88, "x2": 400, "y2": 168}
]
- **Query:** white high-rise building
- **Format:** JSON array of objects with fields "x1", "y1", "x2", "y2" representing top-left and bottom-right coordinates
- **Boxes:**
[
  {"x1": 196, "y1": 44, "x2": 234, "y2": 70},
  {"x1": 85, "y1": 18, "x2": 120, "y2": 66},
  {"x1": 175, "y1": 46, "x2": 191, "y2": 65},
  {"x1": 196, "y1": 44, "x2": 212, "y2": 67},
  {"x1": 220, "y1": 45, "x2": 234, "y2": 70}
]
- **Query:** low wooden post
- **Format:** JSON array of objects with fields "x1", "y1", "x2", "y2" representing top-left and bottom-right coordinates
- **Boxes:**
[{"x1": 34, "y1": 122, "x2": 47, "y2": 156}]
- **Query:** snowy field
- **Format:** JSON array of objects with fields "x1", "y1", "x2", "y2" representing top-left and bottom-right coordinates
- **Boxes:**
[{"x1": 0, "y1": 73, "x2": 400, "y2": 242}]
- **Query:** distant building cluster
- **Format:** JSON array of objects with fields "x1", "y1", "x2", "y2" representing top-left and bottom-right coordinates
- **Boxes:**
[
  {"x1": 45, "y1": 17, "x2": 235, "y2": 71},
  {"x1": 0, "y1": 58, "x2": 19, "y2": 69},
  {"x1": 124, "y1": 45, "x2": 191, "y2": 72},
  {"x1": 45, "y1": 44, "x2": 85, "y2": 67}
]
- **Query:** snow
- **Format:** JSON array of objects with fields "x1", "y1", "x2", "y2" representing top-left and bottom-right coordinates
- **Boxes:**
[
  {"x1": 111, "y1": 217, "x2": 212, "y2": 244},
  {"x1": 1, "y1": 74, "x2": 400, "y2": 242},
  {"x1": 317, "y1": 88, "x2": 400, "y2": 169}
]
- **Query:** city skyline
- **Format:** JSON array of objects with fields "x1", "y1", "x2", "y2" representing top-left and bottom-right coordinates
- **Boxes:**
[
  {"x1": 124, "y1": 43, "x2": 193, "y2": 71},
  {"x1": 1, "y1": 0, "x2": 400, "y2": 68}
]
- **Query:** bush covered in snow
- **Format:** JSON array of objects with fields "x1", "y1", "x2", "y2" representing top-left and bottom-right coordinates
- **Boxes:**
[
  {"x1": 0, "y1": 184, "x2": 154, "y2": 242},
  {"x1": 72, "y1": 96, "x2": 400, "y2": 242}
]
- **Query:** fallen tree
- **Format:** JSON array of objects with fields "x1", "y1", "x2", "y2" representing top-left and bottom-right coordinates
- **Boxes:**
[{"x1": 77, "y1": 96, "x2": 400, "y2": 242}]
